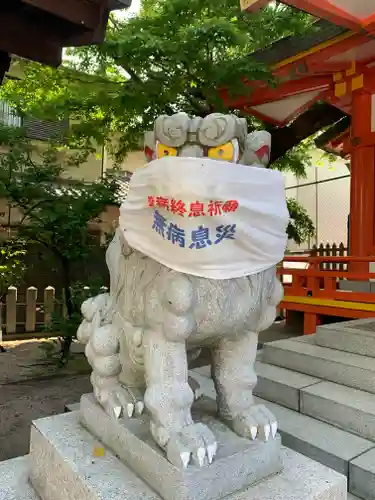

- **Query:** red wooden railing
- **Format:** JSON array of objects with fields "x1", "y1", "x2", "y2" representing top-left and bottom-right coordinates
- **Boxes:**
[{"x1": 277, "y1": 255, "x2": 375, "y2": 333}]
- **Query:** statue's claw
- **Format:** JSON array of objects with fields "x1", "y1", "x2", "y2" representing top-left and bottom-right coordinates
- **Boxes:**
[
  {"x1": 230, "y1": 404, "x2": 278, "y2": 442},
  {"x1": 151, "y1": 422, "x2": 217, "y2": 468},
  {"x1": 188, "y1": 375, "x2": 202, "y2": 401},
  {"x1": 94, "y1": 381, "x2": 144, "y2": 420}
]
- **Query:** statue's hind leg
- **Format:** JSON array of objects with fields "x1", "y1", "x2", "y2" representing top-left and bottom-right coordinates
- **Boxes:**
[{"x1": 212, "y1": 332, "x2": 278, "y2": 442}]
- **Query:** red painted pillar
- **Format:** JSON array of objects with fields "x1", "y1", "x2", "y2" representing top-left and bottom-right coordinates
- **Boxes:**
[{"x1": 349, "y1": 91, "x2": 375, "y2": 271}]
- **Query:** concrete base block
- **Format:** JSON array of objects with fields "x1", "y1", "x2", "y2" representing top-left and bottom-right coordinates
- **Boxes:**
[
  {"x1": 64, "y1": 402, "x2": 80, "y2": 413},
  {"x1": 26, "y1": 410, "x2": 347, "y2": 500},
  {"x1": 80, "y1": 393, "x2": 282, "y2": 500},
  {"x1": 316, "y1": 319, "x2": 375, "y2": 358},
  {"x1": 301, "y1": 381, "x2": 375, "y2": 441},
  {"x1": 0, "y1": 456, "x2": 38, "y2": 500},
  {"x1": 349, "y1": 447, "x2": 375, "y2": 499}
]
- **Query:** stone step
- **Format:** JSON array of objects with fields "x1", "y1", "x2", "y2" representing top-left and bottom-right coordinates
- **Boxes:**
[
  {"x1": 350, "y1": 447, "x2": 375, "y2": 500},
  {"x1": 316, "y1": 318, "x2": 375, "y2": 357},
  {"x1": 0, "y1": 456, "x2": 38, "y2": 500},
  {"x1": 191, "y1": 368, "x2": 375, "y2": 483},
  {"x1": 27, "y1": 410, "x2": 347, "y2": 500},
  {"x1": 253, "y1": 395, "x2": 375, "y2": 480},
  {"x1": 301, "y1": 381, "x2": 375, "y2": 442},
  {"x1": 262, "y1": 338, "x2": 375, "y2": 394},
  {"x1": 254, "y1": 361, "x2": 321, "y2": 411}
]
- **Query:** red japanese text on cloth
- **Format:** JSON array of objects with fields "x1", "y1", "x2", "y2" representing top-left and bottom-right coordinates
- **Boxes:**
[{"x1": 147, "y1": 196, "x2": 239, "y2": 216}]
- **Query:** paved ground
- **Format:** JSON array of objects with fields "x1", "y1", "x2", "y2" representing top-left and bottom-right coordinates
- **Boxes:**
[
  {"x1": 0, "y1": 375, "x2": 92, "y2": 461},
  {"x1": 0, "y1": 321, "x2": 301, "y2": 462}
]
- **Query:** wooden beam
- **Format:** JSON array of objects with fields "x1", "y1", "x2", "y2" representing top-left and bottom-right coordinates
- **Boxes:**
[
  {"x1": 0, "y1": 12, "x2": 61, "y2": 66},
  {"x1": 66, "y1": 7, "x2": 110, "y2": 46},
  {"x1": 0, "y1": 51, "x2": 11, "y2": 84},
  {"x1": 21, "y1": 0, "x2": 103, "y2": 31},
  {"x1": 222, "y1": 75, "x2": 332, "y2": 108}
]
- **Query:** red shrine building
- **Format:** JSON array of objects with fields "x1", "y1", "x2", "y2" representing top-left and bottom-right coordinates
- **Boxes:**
[{"x1": 234, "y1": 1, "x2": 375, "y2": 333}]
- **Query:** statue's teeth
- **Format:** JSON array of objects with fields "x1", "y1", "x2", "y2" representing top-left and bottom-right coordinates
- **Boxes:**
[
  {"x1": 135, "y1": 401, "x2": 144, "y2": 415},
  {"x1": 207, "y1": 444, "x2": 217, "y2": 464},
  {"x1": 271, "y1": 422, "x2": 278, "y2": 438},
  {"x1": 181, "y1": 452, "x2": 190, "y2": 469},
  {"x1": 250, "y1": 426, "x2": 257, "y2": 440},
  {"x1": 127, "y1": 403, "x2": 134, "y2": 417},
  {"x1": 197, "y1": 447, "x2": 206, "y2": 467}
]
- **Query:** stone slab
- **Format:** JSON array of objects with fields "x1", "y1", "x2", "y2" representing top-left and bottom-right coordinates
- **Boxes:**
[
  {"x1": 301, "y1": 381, "x2": 375, "y2": 441},
  {"x1": 27, "y1": 410, "x2": 347, "y2": 500},
  {"x1": 316, "y1": 319, "x2": 375, "y2": 357},
  {"x1": 253, "y1": 396, "x2": 375, "y2": 477},
  {"x1": 0, "y1": 456, "x2": 38, "y2": 500},
  {"x1": 262, "y1": 338, "x2": 375, "y2": 394},
  {"x1": 254, "y1": 361, "x2": 321, "y2": 411},
  {"x1": 349, "y1": 447, "x2": 375, "y2": 499},
  {"x1": 80, "y1": 393, "x2": 282, "y2": 500},
  {"x1": 64, "y1": 402, "x2": 80, "y2": 413}
]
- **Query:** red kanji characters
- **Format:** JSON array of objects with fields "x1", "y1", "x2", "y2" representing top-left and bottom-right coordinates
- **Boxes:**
[
  {"x1": 189, "y1": 201, "x2": 205, "y2": 217},
  {"x1": 156, "y1": 196, "x2": 170, "y2": 210},
  {"x1": 170, "y1": 199, "x2": 187, "y2": 217},
  {"x1": 208, "y1": 200, "x2": 223, "y2": 216},
  {"x1": 148, "y1": 196, "x2": 155, "y2": 207},
  {"x1": 222, "y1": 200, "x2": 239, "y2": 213}
]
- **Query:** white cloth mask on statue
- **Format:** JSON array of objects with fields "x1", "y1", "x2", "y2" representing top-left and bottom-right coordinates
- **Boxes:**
[{"x1": 119, "y1": 156, "x2": 289, "y2": 280}]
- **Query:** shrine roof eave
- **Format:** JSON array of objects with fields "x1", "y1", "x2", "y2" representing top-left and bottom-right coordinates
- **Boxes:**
[
  {"x1": 0, "y1": 0, "x2": 132, "y2": 83},
  {"x1": 241, "y1": 0, "x2": 375, "y2": 34},
  {"x1": 223, "y1": 17, "x2": 375, "y2": 127},
  {"x1": 108, "y1": 0, "x2": 132, "y2": 10},
  {"x1": 252, "y1": 19, "x2": 348, "y2": 67}
]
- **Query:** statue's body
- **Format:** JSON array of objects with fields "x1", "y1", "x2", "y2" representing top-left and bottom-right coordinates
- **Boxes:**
[{"x1": 78, "y1": 113, "x2": 286, "y2": 469}]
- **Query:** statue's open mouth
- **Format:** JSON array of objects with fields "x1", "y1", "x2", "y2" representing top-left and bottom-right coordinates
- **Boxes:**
[{"x1": 119, "y1": 156, "x2": 288, "y2": 280}]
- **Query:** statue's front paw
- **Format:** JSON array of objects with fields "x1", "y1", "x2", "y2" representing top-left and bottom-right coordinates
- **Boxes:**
[
  {"x1": 151, "y1": 422, "x2": 217, "y2": 469},
  {"x1": 105, "y1": 386, "x2": 145, "y2": 419},
  {"x1": 92, "y1": 377, "x2": 144, "y2": 420},
  {"x1": 231, "y1": 404, "x2": 278, "y2": 442}
]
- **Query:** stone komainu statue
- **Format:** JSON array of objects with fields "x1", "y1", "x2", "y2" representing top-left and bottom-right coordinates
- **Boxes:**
[{"x1": 77, "y1": 113, "x2": 285, "y2": 469}]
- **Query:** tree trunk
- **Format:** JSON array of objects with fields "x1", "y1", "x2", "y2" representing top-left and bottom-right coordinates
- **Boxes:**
[
  {"x1": 268, "y1": 102, "x2": 347, "y2": 164},
  {"x1": 60, "y1": 256, "x2": 73, "y2": 363}
]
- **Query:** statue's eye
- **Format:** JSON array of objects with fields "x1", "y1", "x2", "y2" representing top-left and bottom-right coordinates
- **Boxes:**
[
  {"x1": 207, "y1": 142, "x2": 235, "y2": 162},
  {"x1": 156, "y1": 142, "x2": 178, "y2": 159}
]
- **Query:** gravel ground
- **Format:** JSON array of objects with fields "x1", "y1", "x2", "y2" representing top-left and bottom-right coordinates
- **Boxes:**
[{"x1": 0, "y1": 321, "x2": 300, "y2": 461}]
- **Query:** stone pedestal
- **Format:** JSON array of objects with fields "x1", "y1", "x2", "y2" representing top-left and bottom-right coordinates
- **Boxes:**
[
  {"x1": 25, "y1": 409, "x2": 347, "y2": 500},
  {"x1": 80, "y1": 394, "x2": 282, "y2": 500},
  {"x1": 0, "y1": 391, "x2": 341, "y2": 500},
  {"x1": 0, "y1": 394, "x2": 348, "y2": 500}
]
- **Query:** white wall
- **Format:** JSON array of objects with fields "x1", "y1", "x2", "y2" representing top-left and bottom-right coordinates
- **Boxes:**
[{"x1": 285, "y1": 149, "x2": 350, "y2": 250}]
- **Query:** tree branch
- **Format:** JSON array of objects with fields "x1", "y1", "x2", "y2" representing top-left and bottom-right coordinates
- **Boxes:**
[{"x1": 269, "y1": 102, "x2": 347, "y2": 163}]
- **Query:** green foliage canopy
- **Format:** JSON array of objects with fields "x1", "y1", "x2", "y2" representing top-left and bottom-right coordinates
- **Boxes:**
[{"x1": 1, "y1": 0, "x2": 317, "y2": 170}]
